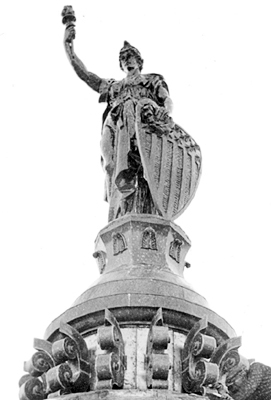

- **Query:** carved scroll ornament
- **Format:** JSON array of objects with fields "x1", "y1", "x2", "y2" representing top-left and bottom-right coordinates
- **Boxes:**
[
  {"x1": 96, "y1": 309, "x2": 125, "y2": 389},
  {"x1": 145, "y1": 308, "x2": 171, "y2": 389},
  {"x1": 182, "y1": 317, "x2": 219, "y2": 396},
  {"x1": 19, "y1": 323, "x2": 90, "y2": 400},
  {"x1": 181, "y1": 318, "x2": 255, "y2": 399}
]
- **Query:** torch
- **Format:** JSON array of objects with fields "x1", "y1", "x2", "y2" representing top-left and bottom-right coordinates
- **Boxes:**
[{"x1": 61, "y1": 6, "x2": 76, "y2": 54}]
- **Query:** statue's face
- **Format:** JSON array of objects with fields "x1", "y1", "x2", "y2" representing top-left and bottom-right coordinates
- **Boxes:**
[{"x1": 120, "y1": 50, "x2": 139, "y2": 73}]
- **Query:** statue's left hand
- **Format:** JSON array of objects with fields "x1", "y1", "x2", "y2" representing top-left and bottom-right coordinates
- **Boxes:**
[{"x1": 156, "y1": 107, "x2": 169, "y2": 122}]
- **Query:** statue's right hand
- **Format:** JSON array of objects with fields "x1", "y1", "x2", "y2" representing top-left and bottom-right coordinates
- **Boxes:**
[{"x1": 64, "y1": 25, "x2": 76, "y2": 43}]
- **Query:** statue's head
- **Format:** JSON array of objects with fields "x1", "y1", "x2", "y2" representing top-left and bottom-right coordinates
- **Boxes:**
[{"x1": 119, "y1": 41, "x2": 144, "y2": 72}]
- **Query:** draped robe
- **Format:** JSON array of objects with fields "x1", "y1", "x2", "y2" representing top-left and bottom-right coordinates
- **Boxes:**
[{"x1": 99, "y1": 73, "x2": 170, "y2": 221}]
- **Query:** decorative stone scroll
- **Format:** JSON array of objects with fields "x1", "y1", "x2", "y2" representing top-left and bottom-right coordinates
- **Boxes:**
[
  {"x1": 181, "y1": 318, "x2": 257, "y2": 399},
  {"x1": 96, "y1": 309, "x2": 125, "y2": 389},
  {"x1": 182, "y1": 317, "x2": 219, "y2": 396},
  {"x1": 209, "y1": 336, "x2": 244, "y2": 397},
  {"x1": 19, "y1": 323, "x2": 90, "y2": 400},
  {"x1": 145, "y1": 308, "x2": 171, "y2": 389},
  {"x1": 54, "y1": 322, "x2": 91, "y2": 393}
]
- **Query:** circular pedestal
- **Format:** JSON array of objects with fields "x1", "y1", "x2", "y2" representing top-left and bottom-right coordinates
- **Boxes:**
[{"x1": 45, "y1": 215, "x2": 235, "y2": 343}]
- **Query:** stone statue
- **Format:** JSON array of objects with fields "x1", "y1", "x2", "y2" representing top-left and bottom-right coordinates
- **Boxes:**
[
  {"x1": 62, "y1": 6, "x2": 201, "y2": 222},
  {"x1": 17, "y1": 8, "x2": 271, "y2": 400}
]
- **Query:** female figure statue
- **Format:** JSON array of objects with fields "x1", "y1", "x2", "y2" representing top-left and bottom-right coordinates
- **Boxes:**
[{"x1": 64, "y1": 23, "x2": 201, "y2": 222}]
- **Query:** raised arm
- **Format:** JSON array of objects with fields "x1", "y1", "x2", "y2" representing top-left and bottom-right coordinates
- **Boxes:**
[{"x1": 64, "y1": 25, "x2": 103, "y2": 93}]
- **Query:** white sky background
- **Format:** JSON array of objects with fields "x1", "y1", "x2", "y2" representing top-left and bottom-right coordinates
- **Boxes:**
[{"x1": 1, "y1": 1, "x2": 271, "y2": 397}]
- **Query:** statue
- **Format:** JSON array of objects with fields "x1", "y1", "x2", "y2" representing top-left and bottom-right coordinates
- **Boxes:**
[
  {"x1": 62, "y1": 6, "x2": 201, "y2": 222},
  {"x1": 17, "y1": 8, "x2": 271, "y2": 400}
]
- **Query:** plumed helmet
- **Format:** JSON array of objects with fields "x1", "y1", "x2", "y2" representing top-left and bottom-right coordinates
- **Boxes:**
[{"x1": 119, "y1": 41, "x2": 144, "y2": 71}]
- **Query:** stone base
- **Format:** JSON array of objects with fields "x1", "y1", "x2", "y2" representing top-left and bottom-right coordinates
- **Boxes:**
[
  {"x1": 48, "y1": 390, "x2": 212, "y2": 400},
  {"x1": 21, "y1": 215, "x2": 240, "y2": 400},
  {"x1": 45, "y1": 214, "x2": 235, "y2": 343}
]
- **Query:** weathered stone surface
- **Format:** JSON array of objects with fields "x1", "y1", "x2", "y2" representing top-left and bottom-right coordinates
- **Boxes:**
[
  {"x1": 227, "y1": 361, "x2": 271, "y2": 400},
  {"x1": 46, "y1": 389, "x2": 208, "y2": 400},
  {"x1": 93, "y1": 214, "x2": 191, "y2": 277},
  {"x1": 44, "y1": 215, "x2": 236, "y2": 344},
  {"x1": 22, "y1": 315, "x2": 269, "y2": 399}
]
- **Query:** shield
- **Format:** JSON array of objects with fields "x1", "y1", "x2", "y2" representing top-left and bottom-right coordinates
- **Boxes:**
[{"x1": 135, "y1": 99, "x2": 202, "y2": 220}]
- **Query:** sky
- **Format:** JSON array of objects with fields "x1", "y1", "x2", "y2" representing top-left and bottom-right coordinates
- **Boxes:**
[{"x1": 1, "y1": 1, "x2": 271, "y2": 398}]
